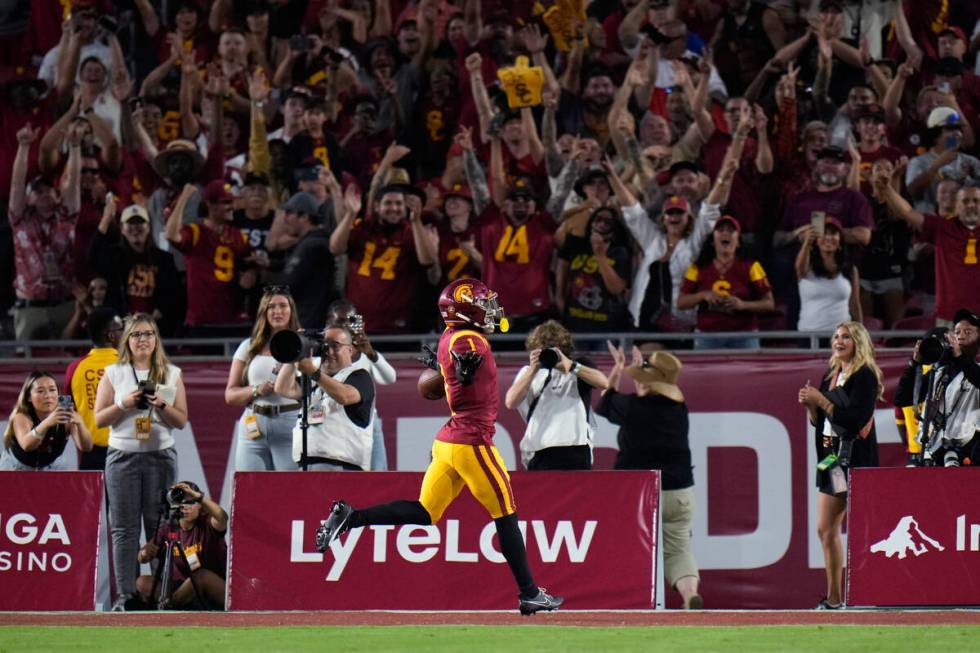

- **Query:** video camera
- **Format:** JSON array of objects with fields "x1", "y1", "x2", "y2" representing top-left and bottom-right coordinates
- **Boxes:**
[{"x1": 270, "y1": 329, "x2": 328, "y2": 364}]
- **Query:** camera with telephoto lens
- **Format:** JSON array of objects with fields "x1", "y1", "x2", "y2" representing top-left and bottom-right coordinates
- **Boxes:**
[
  {"x1": 136, "y1": 380, "x2": 157, "y2": 409},
  {"x1": 919, "y1": 335, "x2": 949, "y2": 365},
  {"x1": 270, "y1": 328, "x2": 328, "y2": 363},
  {"x1": 944, "y1": 450, "x2": 961, "y2": 467},
  {"x1": 538, "y1": 348, "x2": 560, "y2": 370}
]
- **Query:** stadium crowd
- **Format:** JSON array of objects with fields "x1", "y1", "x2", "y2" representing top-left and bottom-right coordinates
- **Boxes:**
[{"x1": 1, "y1": 0, "x2": 978, "y2": 344}]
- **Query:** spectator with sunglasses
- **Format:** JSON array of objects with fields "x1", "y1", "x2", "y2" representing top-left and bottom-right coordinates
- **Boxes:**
[{"x1": 225, "y1": 287, "x2": 301, "y2": 471}]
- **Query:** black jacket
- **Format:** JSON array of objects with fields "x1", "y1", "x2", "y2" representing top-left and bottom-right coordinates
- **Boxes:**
[
  {"x1": 271, "y1": 227, "x2": 337, "y2": 329},
  {"x1": 813, "y1": 365, "x2": 880, "y2": 469}
]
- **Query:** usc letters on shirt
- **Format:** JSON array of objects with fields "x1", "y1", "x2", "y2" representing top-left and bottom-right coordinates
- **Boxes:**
[
  {"x1": 345, "y1": 219, "x2": 422, "y2": 334},
  {"x1": 176, "y1": 222, "x2": 250, "y2": 325},
  {"x1": 479, "y1": 209, "x2": 557, "y2": 317},
  {"x1": 920, "y1": 214, "x2": 980, "y2": 320}
]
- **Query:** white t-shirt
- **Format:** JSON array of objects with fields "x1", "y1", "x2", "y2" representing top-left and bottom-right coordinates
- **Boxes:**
[
  {"x1": 105, "y1": 362, "x2": 181, "y2": 452},
  {"x1": 233, "y1": 338, "x2": 293, "y2": 407},
  {"x1": 797, "y1": 272, "x2": 851, "y2": 332},
  {"x1": 38, "y1": 41, "x2": 114, "y2": 89}
]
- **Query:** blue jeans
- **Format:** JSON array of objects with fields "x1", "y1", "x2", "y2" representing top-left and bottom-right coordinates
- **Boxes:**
[
  {"x1": 371, "y1": 414, "x2": 388, "y2": 471},
  {"x1": 0, "y1": 445, "x2": 74, "y2": 470},
  {"x1": 105, "y1": 447, "x2": 177, "y2": 596},
  {"x1": 235, "y1": 410, "x2": 298, "y2": 471}
]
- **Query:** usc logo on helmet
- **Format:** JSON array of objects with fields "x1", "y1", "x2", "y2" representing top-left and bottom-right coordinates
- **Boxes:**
[{"x1": 453, "y1": 283, "x2": 474, "y2": 304}]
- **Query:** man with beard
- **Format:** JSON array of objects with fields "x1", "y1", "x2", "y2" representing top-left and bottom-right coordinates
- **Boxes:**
[
  {"x1": 877, "y1": 182, "x2": 980, "y2": 327},
  {"x1": 556, "y1": 68, "x2": 619, "y2": 147},
  {"x1": 330, "y1": 182, "x2": 436, "y2": 333},
  {"x1": 147, "y1": 139, "x2": 206, "y2": 263},
  {"x1": 165, "y1": 180, "x2": 253, "y2": 337},
  {"x1": 89, "y1": 200, "x2": 180, "y2": 335}
]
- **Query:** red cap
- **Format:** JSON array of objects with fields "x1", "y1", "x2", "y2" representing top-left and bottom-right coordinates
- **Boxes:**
[
  {"x1": 825, "y1": 215, "x2": 844, "y2": 233},
  {"x1": 662, "y1": 195, "x2": 690, "y2": 213},
  {"x1": 715, "y1": 215, "x2": 741, "y2": 233},
  {"x1": 445, "y1": 183, "x2": 473, "y2": 201},
  {"x1": 938, "y1": 26, "x2": 967, "y2": 42},
  {"x1": 203, "y1": 179, "x2": 234, "y2": 203}
]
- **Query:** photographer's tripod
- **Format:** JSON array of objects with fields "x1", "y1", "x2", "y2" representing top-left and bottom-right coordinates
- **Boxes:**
[{"x1": 149, "y1": 501, "x2": 208, "y2": 610}]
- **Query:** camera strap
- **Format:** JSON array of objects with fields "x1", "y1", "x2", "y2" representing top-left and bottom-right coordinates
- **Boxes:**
[{"x1": 525, "y1": 369, "x2": 553, "y2": 423}]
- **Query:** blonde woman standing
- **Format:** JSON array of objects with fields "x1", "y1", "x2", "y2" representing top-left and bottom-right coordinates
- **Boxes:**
[
  {"x1": 94, "y1": 313, "x2": 188, "y2": 611},
  {"x1": 798, "y1": 321, "x2": 882, "y2": 610},
  {"x1": 225, "y1": 287, "x2": 301, "y2": 470}
]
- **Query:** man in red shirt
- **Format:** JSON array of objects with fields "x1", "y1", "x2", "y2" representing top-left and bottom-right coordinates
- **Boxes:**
[
  {"x1": 479, "y1": 179, "x2": 557, "y2": 333},
  {"x1": 165, "y1": 180, "x2": 252, "y2": 336},
  {"x1": 329, "y1": 182, "x2": 436, "y2": 333},
  {"x1": 315, "y1": 278, "x2": 563, "y2": 616},
  {"x1": 879, "y1": 181, "x2": 980, "y2": 325}
]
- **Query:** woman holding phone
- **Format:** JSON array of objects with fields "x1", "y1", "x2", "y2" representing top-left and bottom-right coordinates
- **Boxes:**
[
  {"x1": 795, "y1": 216, "x2": 861, "y2": 333},
  {"x1": 1, "y1": 371, "x2": 93, "y2": 470},
  {"x1": 94, "y1": 313, "x2": 188, "y2": 611},
  {"x1": 798, "y1": 321, "x2": 881, "y2": 609}
]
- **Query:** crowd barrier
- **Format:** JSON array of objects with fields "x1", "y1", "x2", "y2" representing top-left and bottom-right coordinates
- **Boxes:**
[
  {"x1": 228, "y1": 471, "x2": 660, "y2": 610},
  {"x1": 848, "y1": 468, "x2": 980, "y2": 607},
  {"x1": 0, "y1": 352, "x2": 931, "y2": 608}
]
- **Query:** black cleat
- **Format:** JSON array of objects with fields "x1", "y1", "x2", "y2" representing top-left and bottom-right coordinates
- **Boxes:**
[
  {"x1": 314, "y1": 500, "x2": 353, "y2": 553},
  {"x1": 519, "y1": 587, "x2": 564, "y2": 615}
]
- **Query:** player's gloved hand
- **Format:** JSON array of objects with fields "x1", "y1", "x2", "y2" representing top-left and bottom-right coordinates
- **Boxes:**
[
  {"x1": 417, "y1": 344, "x2": 439, "y2": 371},
  {"x1": 452, "y1": 350, "x2": 483, "y2": 386}
]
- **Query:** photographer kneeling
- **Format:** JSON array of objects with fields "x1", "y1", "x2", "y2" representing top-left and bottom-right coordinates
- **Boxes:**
[
  {"x1": 274, "y1": 326, "x2": 376, "y2": 470},
  {"x1": 505, "y1": 321, "x2": 608, "y2": 470},
  {"x1": 136, "y1": 482, "x2": 228, "y2": 610}
]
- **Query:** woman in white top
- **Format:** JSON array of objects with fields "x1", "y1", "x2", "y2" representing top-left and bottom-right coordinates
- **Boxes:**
[
  {"x1": 94, "y1": 313, "x2": 187, "y2": 611},
  {"x1": 605, "y1": 156, "x2": 735, "y2": 332},
  {"x1": 226, "y1": 287, "x2": 301, "y2": 471},
  {"x1": 795, "y1": 217, "x2": 861, "y2": 333}
]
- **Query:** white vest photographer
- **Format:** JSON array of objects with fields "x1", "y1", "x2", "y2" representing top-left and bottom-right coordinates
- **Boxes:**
[
  {"x1": 274, "y1": 326, "x2": 376, "y2": 471},
  {"x1": 935, "y1": 310, "x2": 980, "y2": 463},
  {"x1": 505, "y1": 321, "x2": 609, "y2": 470}
]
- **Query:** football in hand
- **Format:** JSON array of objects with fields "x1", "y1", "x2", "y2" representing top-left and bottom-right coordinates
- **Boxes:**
[{"x1": 418, "y1": 368, "x2": 446, "y2": 400}]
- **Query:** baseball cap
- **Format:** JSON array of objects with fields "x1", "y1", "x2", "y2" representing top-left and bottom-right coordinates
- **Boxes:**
[
  {"x1": 668, "y1": 160, "x2": 700, "y2": 179},
  {"x1": 927, "y1": 106, "x2": 963, "y2": 129},
  {"x1": 816, "y1": 146, "x2": 849, "y2": 162},
  {"x1": 824, "y1": 215, "x2": 844, "y2": 233},
  {"x1": 574, "y1": 165, "x2": 609, "y2": 198},
  {"x1": 714, "y1": 215, "x2": 741, "y2": 233},
  {"x1": 243, "y1": 172, "x2": 270, "y2": 186},
  {"x1": 935, "y1": 57, "x2": 965, "y2": 78},
  {"x1": 121, "y1": 204, "x2": 150, "y2": 223},
  {"x1": 508, "y1": 177, "x2": 536, "y2": 199},
  {"x1": 953, "y1": 308, "x2": 980, "y2": 328},
  {"x1": 203, "y1": 179, "x2": 235, "y2": 203},
  {"x1": 854, "y1": 104, "x2": 886, "y2": 123},
  {"x1": 663, "y1": 195, "x2": 690, "y2": 213},
  {"x1": 294, "y1": 165, "x2": 320, "y2": 182},
  {"x1": 445, "y1": 183, "x2": 473, "y2": 202},
  {"x1": 938, "y1": 26, "x2": 967, "y2": 43},
  {"x1": 281, "y1": 191, "x2": 320, "y2": 217}
]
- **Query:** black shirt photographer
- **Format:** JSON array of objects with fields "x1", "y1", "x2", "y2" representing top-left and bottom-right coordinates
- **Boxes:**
[{"x1": 136, "y1": 482, "x2": 228, "y2": 610}]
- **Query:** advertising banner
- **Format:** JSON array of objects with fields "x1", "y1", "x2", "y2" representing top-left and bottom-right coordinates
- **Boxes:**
[
  {"x1": 228, "y1": 470, "x2": 660, "y2": 610},
  {"x1": 0, "y1": 471, "x2": 104, "y2": 611},
  {"x1": 847, "y1": 468, "x2": 980, "y2": 606},
  {"x1": 0, "y1": 352, "x2": 913, "y2": 608}
]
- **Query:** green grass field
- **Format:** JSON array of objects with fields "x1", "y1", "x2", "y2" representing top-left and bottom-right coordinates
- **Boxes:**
[{"x1": 2, "y1": 625, "x2": 979, "y2": 652}]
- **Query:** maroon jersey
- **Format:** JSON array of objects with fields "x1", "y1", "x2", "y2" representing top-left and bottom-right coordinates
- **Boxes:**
[
  {"x1": 346, "y1": 218, "x2": 422, "y2": 333},
  {"x1": 479, "y1": 209, "x2": 557, "y2": 317},
  {"x1": 437, "y1": 222, "x2": 481, "y2": 283},
  {"x1": 436, "y1": 327, "x2": 498, "y2": 445},
  {"x1": 176, "y1": 222, "x2": 250, "y2": 325},
  {"x1": 920, "y1": 214, "x2": 980, "y2": 320},
  {"x1": 680, "y1": 258, "x2": 772, "y2": 332},
  {"x1": 152, "y1": 514, "x2": 227, "y2": 583}
]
